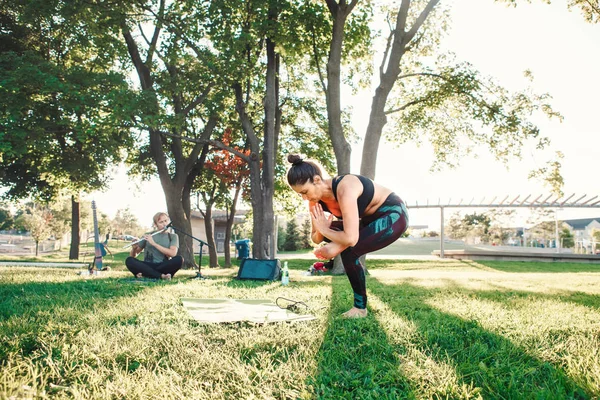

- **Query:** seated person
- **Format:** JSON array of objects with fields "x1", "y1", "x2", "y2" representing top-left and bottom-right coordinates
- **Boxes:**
[{"x1": 125, "y1": 212, "x2": 183, "y2": 280}]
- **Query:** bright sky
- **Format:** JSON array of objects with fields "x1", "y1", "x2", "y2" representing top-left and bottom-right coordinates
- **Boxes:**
[
  {"x1": 92, "y1": 0, "x2": 600, "y2": 231},
  {"x1": 360, "y1": 0, "x2": 600, "y2": 229}
]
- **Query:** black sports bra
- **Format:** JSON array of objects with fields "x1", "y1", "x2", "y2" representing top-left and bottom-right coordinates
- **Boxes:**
[{"x1": 319, "y1": 174, "x2": 375, "y2": 218}]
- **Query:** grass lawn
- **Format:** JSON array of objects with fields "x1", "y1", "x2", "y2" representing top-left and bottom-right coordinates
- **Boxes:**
[{"x1": 1, "y1": 251, "x2": 599, "y2": 399}]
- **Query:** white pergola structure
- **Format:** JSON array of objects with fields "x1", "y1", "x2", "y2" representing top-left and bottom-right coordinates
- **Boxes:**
[{"x1": 406, "y1": 194, "x2": 600, "y2": 258}]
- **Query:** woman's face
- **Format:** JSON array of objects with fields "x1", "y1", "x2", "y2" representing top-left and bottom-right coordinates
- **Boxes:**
[
  {"x1": 291, "y1": 176, "x2": 322, "y2": 202},
  {"x1": 155, "y1": 214, "x2": 170, "y2": 230}
]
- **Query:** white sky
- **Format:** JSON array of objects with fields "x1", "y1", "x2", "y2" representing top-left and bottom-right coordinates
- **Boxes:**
[
  {"x1": 358, "y1": 0, "x2": 600, "y2": 229},
  {"x1": 92, "y1": 0, "x2": 600, "y2": 231}
]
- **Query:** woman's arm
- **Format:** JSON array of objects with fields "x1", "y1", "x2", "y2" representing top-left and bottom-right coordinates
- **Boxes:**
[
  {"x1": 146, "y1": 235, "x2": 178, "y2": 258},
  {"x1": 130, "y1": 243, "x2": 142, "y2": 258},
  {"x1": 311, "y1": 177, "x2": 361, "y2": 247},
  {"x1": 308, "y1": 201, "x2": 325, "y2": 243}
]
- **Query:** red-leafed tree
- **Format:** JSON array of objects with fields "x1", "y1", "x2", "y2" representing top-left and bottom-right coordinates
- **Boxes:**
[{"x1": 201, "y1": 129, "x2": 251, "y2": 267}]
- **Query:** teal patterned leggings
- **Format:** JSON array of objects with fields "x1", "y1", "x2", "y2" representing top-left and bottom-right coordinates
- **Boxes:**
[{"x1": 333, "y1": 193, "x2": 408, "y2": 309}]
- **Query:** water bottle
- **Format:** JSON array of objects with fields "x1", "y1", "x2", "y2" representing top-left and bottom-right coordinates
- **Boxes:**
[{"x1": 281, "y1": 261, "x2": 289, "y2": 286}]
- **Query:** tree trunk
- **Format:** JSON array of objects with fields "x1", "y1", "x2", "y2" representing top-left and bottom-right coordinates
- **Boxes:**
[
  {"x1": 69, "y1": 194, "x2": 80, "y2": 260},
  {"x1": 202, "y1": 204, "x2": 219, "y2": 267},
  {"x1": 323, "y1": 1, "x2": 356, "y2": 275},
  {"x1": 163, "y1": 190, "x2": 196, "y2": 268},
  {"x1": 234, "y1": 83, "x2": 272, "y2": 260},
  {"x1": 325, "y1": 1, "x2": 439, "y2": 274},
  {"x1": 223, "y1": 183, "x2": 242, "y2": 267},
  {"x1": 261, "y1": 37, "x2": 278, "y2": 259},
  {"x1": 232, "y1": 8, "x2": 280, "y2": 260},
  {"x1": 360, "y1": 0, "x2": 440, "y2": 179},
  {"x1": 122, "y1": 26, "x2": 216, "y2": 270},
  {"x1": 325, "y1": 0, "x2": 354, "y2": 175},
  {"x1": 360, "y1": 94, "x2": 390, "y2": 180},
  {"x1": 249, "y1": 158, "x2": 266, "y2": 258}
]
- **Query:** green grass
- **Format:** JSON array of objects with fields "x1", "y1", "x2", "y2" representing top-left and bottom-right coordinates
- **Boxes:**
[{"x1": 1, "y1": 251, "x2": 599, "y2": 399}]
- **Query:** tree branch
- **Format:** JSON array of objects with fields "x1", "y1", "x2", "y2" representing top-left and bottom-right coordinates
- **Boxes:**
[
  {"x1": 385, "y1": 98, "x2": 429, "y2": 115},
  {"x1": 144, "y1": 0, "x2": 165, "y2": 65},
  {"x1": 311, "y1": 29, "x2": 327, "y2": 95},
  {"x1": 182, "y1": 83, "x2": 214, "y2": 116},
  {"x1": 157, "y1": 130, "x2": 251, "y2": 163},
  {"x1": 403, "y1": 0, "x2": 440, "y2": 46}
]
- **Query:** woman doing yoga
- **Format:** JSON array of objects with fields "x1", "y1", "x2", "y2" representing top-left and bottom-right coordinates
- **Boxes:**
[{"x1": 287, "y1": 154, "x2": 409, "y2": 318}]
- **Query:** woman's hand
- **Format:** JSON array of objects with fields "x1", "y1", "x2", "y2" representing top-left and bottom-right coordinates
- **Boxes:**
[
  {"x1": 314, "y1": 242, "x2": 346, "y2": 260},
  {"x1": 310, "y1": 203, "x2": 333, "y2": 234},
  {"x1": 145, "y1": 234, "x2": 156, "y2": 246}
]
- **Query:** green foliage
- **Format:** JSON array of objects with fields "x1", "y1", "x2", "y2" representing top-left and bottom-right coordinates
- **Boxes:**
[
  {"x1": 0, "y1": 206, "x2": 14, "y2": 231},
  {"x1": 463, "y1": 214, "x2": 489, "y2": 242},
  {"x1": 14, "y1": 204, "x2": 52, "y2": 255},
  {"x1": 528, "y1": 151, "x2": 565, "y2": 196},
  {"x1": 0, "y1": 48, "x2": 134, "y2": 201},
  {"x1": 560, "y1": 227, "x2": 575, "y2": 248},
  {"x1": 1, "y1": 259, "x2": 600, "y2": 398},
  {"x1": 282, "y1": 218, "x2": 299, "y2": 251},
  {"x1": 112, "y1": 208, "x2": 144, "y2": 236},
  {"x1": 446, "y1": 210, "x2": 516, "y2": 244},
  {"x1": 276, "y1": 222, "x2": 286, "y2": 251},
  {"x1": 300, "y1": 218, "x2": 312, "y2": 249},
  {"x1": 591, "y1": 229, "x2": 600, "y2": 252},
  {"x1": 47, "y1": 197, "x2": 72, "y2": 244},
  {"x1": 527, "y1": 208, "x2": 556, "y2": 243},
  {"x1": 386, "y1": 60, "x2": 562, "y2": 172}
]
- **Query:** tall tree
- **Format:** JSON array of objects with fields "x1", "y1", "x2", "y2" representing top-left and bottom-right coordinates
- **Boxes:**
[
  {"x1": 560, "y1": 227, "x2": 575, "y2": 248},
  {"x1": 300, "y1": 218, "x2": 313, "y2": 249},
  {"x1": 112, "y1": 0, "x2": 333, "y2": 261},
  {"x1": 193, "y1": 168, "x2": 223, "y2": 268},
  {"x1": 113, "y1": 0, "x2": 219, "y2": 268},
  {"x1": 204, "y1": 0, "x2": 334, "y2": 258},
  {"x1": 202, "y1": 129, "x2": 250, "y2": 266},
  {"x1": 48, "y1": 196, "x2": 72, "y2": 250},
  {"x1": 311, "y1": 1, "x2": 562, "y2": 181},
  {"x1": 16, "y1": 204, "x2": 52, "y2": 256},
  {"x1": 0, "y1": 0, "x2": 135, "y2": 259},
  {"x1": 112, "y1": 208, "x2": 143, "y2": 237},
  {"x1": 309, "y1": 1, "x2": 563, "y2": 272}
]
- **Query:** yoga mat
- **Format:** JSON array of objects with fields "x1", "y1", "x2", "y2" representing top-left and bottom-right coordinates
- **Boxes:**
[{"x1": 181, "y1": 298, "x2": 316, "y2": 324}]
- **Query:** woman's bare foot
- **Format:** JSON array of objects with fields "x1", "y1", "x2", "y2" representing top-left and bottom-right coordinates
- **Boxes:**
[
  {"x1": 314, "y1": 242, "x2": 346, "y2": 260},
  {"x1": 161, "y1": 273, "x2": 172, "y2": 280},
  {"x1": 342, "y1": 307, "x2": 368, "y2": 319},
  {"x1": 136, "y1": 273, "x2": 143, "y2": 279}
]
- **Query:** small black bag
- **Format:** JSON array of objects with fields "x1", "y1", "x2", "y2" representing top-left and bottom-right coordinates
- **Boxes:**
[{"x1": 236, "y1": 258, "x2": 282, "y2": 281}]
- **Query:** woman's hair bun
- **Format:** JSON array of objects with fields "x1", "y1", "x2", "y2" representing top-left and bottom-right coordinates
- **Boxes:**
[{"x1": 287, "y1": 154, "x2": 303, "y2": 166}]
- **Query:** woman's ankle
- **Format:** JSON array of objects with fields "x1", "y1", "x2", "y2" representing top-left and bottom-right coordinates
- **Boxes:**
[{"x1": 342, "y1": 307, "x2": 368, "y2": 318}]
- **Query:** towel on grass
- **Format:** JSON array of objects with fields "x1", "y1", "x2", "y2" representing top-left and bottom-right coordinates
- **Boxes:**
[{"x1": 181, "y1": 297, "x2": 316, "y2": 324}]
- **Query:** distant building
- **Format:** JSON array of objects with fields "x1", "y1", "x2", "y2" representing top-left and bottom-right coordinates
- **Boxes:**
[
  {"x1": 562, "y1": 218, "x2": 600, "y2": 243},
  {"x1": 408, "y1": 224, "x2": 428, "y2": 237},
  {"x1": 190, "y1": 210, "x2": 247, "y2": 253}
]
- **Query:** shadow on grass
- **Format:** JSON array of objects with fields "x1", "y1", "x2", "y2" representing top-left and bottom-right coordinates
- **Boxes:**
[
  {"x1": 439, "y1": 277, "x2": 600, "y2": 313},
  {"x1": 466, "y1": 259, "x2": 600, "y2": 273},
  {"x1": 364, "y1": 258, "x2": 446, "y2": 269},
  {"x1": 308, "y1": 276, "x2": 416, "y2": 399},
  {"x1": 223, "y1": 277, "x2": 275, "y2": 289},
  {"x1": 369, "y1": 278, "x2": 592, "y2": 399},
  {"x1": 0, "y1": 271, "x2": 164, "y2": 359}
]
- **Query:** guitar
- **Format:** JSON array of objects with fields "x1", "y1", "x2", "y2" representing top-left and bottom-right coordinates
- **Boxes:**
[{"x1": 91, "y1": 201, "x2": 107, "y2": 272}]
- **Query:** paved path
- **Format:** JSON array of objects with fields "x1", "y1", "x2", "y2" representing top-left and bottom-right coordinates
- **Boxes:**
[
  {"x1": 275, "y1": 252, "x2": 446, "y2": 261},
  {"x1": 0, "y1": 262, "x2": 87, "y2": 268}
]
